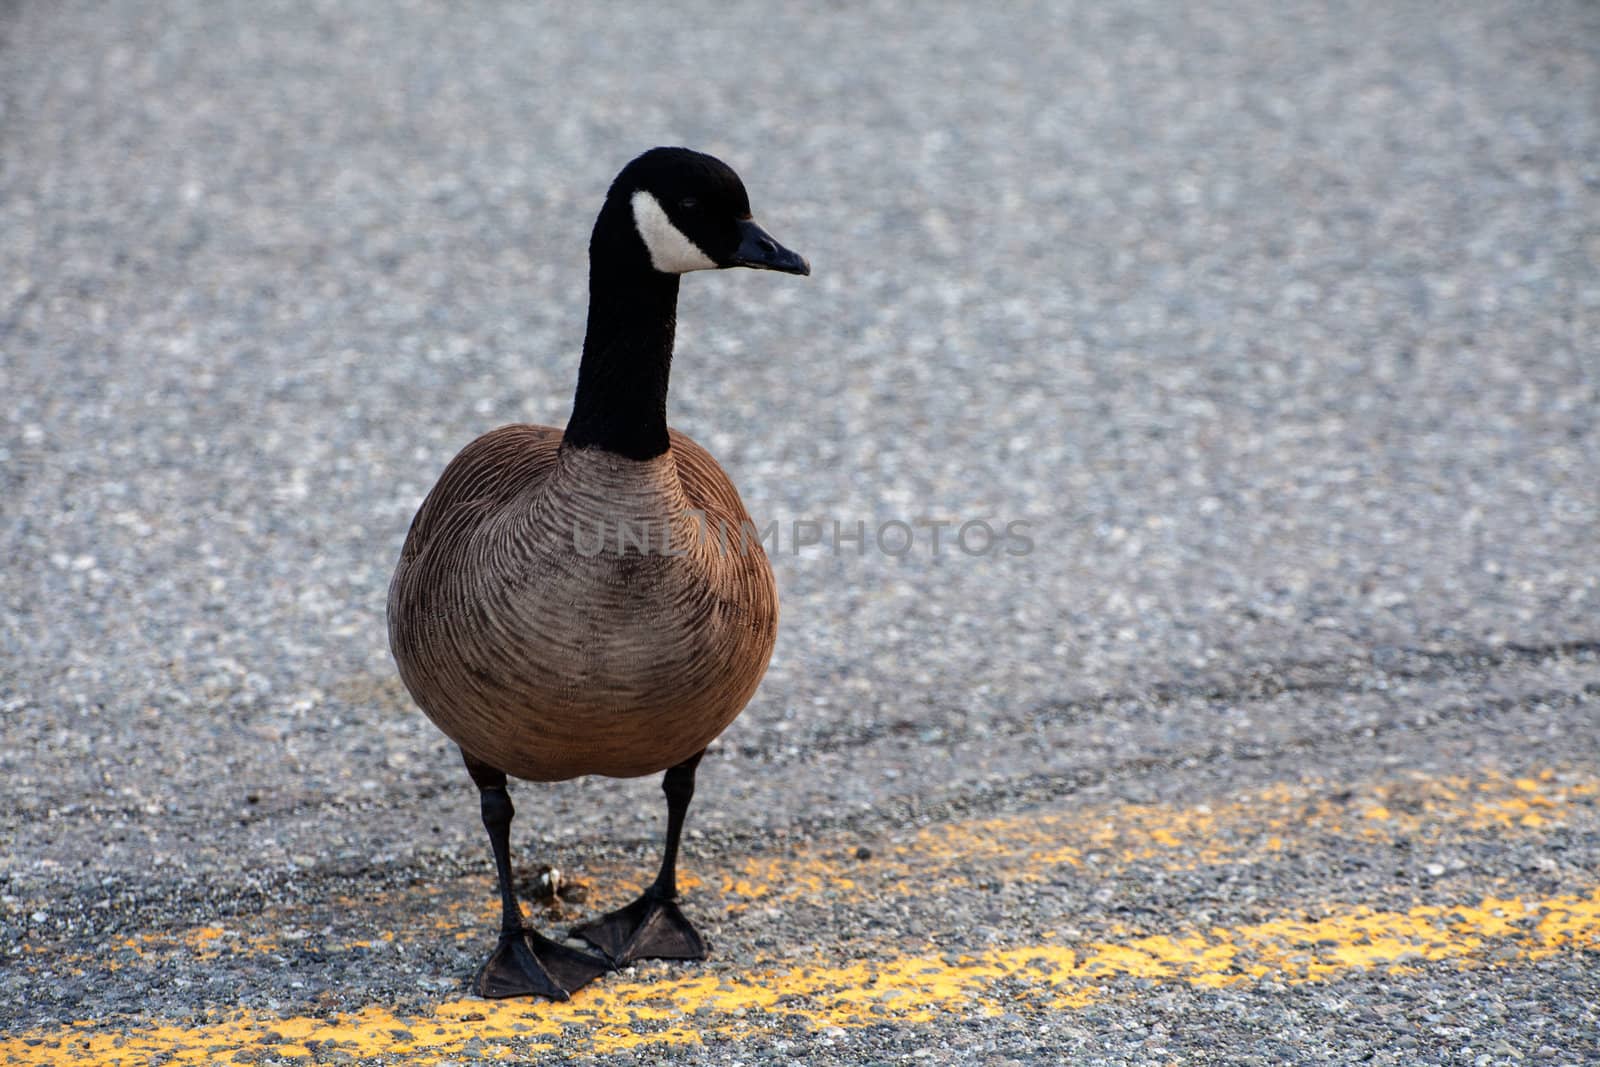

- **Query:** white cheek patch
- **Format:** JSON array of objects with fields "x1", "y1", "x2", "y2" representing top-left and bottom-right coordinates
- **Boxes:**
[{"x1": 631, "y1": 189, "x2": 717, "y2": 274}]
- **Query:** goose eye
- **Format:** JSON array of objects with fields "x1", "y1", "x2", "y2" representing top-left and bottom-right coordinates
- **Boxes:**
[{"x1": 678, "y1": 197, "x2": 699, "y2": 212}]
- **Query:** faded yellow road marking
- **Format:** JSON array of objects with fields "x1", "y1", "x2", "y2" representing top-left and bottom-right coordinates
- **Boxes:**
[
  {"x1": 6, "y1": 767, "x2": 1594, "y2": 1063},
  {"x1": 722, "y1": 767, "x2": 1595, "y2": 909},
  {"x1": 6, "y1": 888, "x2": 1598, "y2": 1064},
  {"x1": 22, "y1": 766, "x2": 1590, "y2": 976}
]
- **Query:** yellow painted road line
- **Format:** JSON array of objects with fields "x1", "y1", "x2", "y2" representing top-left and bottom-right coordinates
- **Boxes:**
[
  {"x1": 5, "y1": 888, "x2": 1598, "y2": 1064},
  {"x1": 19, "y1": 766, "x2": 1593, "y2": 973},
  {"x1": 722, "y1": 767, "x2": 1595, "y2": 908}
]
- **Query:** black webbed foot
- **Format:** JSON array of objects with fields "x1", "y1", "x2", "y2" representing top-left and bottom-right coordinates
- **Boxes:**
[
  {"x1": 570, "y1": 750, "x2": 710, "y2": 967},
  {"x1": 476, "y1": 929, "x2": 612, "y2": 1000},
  {"x1": 570, "y1": 887, "x2": 706, "y2": 965},
  {"x1": 463, "y1": 752, "x2": 613, "y2": 1000}
]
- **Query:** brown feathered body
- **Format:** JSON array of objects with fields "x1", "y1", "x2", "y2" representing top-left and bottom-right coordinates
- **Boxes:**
[{"x1": 388, "y1": 425, "x2": 778, "y2": 782}]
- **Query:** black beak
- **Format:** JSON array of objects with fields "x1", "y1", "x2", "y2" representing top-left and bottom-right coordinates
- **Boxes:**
[{"x1": 730, "y1": 219, "x2": 810, "y2": 275}]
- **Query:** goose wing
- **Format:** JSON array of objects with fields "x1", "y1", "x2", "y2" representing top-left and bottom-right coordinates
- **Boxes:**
[
  {"x1": 396, "y1": 423, "x2": 564, "y2": 568},
  {"x1": 667, "y1": 428, "x2": 758, "y2": 532}
]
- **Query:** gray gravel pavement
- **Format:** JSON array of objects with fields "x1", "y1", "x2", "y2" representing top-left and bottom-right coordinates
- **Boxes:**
[{"x1": 2, "y1": 1, "x2": 1598, "y2": 1064}]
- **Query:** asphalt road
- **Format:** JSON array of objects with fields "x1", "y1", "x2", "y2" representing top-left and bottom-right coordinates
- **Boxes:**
[{"x1": 3, "y1": 1, "x2": 1599, "y2": 1064}]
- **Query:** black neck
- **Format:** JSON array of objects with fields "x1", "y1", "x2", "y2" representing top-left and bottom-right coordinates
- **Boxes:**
[{"x1": 563, "y1": 202, "x2": 681, "y2": 460}]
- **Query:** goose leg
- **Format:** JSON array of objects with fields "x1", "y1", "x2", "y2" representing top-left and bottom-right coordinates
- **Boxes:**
[
  {"x1": 463, "y1": 751, "x2": 610, "y2": 999},
  {"x1": 570, "y1": 750, "x2": 708, "y2": 965}
]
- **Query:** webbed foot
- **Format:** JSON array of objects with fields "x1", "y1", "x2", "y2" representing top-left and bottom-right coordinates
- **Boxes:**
[
  {"x1": 476, "y1": 930, "x2": 612, "y2": 999},
  {"x1": 570, "y1": 889, "x2": 706, "y2": 965}
]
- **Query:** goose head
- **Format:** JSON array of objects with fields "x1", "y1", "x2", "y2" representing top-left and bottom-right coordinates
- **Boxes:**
[
  {"x1": 567, "y1": 147, "x2": 807, "y2": 459},
  {"x1": 595, "y1": 147, "x2": 810, "y2": 278}
]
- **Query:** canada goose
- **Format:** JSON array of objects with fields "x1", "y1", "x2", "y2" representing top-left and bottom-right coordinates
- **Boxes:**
[{"x1": 388, "y1": 147, "x2": 808, "y2": 1000}]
